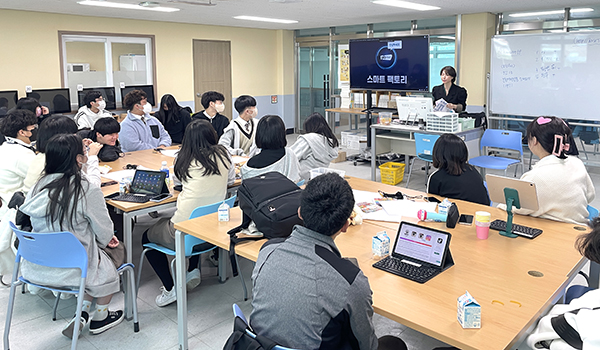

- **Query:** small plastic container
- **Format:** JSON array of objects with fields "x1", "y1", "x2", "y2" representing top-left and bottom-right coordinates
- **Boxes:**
[{"x1": 218, "y1": 201, "x2": 230, "y2": 222}]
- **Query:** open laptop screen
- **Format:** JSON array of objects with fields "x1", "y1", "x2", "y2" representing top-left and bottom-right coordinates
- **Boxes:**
[
  {"x1": 394, "y1": 222, "x2": 450, "y2": 267},
  {"x1": 130, "y1": 170, "x2": 166, "y2": 195}
]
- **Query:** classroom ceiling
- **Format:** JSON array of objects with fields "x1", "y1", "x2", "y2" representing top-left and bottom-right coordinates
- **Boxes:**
[{"x1": 0, "y1": 0, "x2": 597, "y2": 30}]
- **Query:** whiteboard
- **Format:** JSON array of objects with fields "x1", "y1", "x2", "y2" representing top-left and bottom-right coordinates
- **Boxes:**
[{"x1": 489, "y1": 31, "x2": 600, "y2": 120}]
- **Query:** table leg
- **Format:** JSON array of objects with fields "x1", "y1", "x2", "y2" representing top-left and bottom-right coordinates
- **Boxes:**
[
  {"x1": 123, "y1": 211, "x2": 134, "y2": 320},
  {"x1": 371, "y1": 126, "x2": 377, "y2": 181},
  {"x1": 175, "y1": 229, "x2": 188, "y2": 350},
  {"x1": 218, "y1": 248, "x2": 227, "y2": 283},
  {"x1": 590, "y1": 261, "x2": 600, "y2": 289}
]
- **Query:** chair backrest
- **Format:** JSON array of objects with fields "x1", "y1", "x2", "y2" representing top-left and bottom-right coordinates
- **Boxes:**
[
  {"x1": 414, "y1": 133, "x2": 440, "y2": 158},
  {"x1": 184, "y1": 195, "x2": 237, "y2": 255},
  {"x1": 588, "y1": 205, "x2": 599, "y2": 221},
  {"x1": 9, "y1": 221, "x2": 88, "y2": 277},
  {"x1": 480, "y1": 129, "x2": 523, "y2": 155},
  {"x1": 231, "y1": 303, "x2": 296, "y2": 350}
]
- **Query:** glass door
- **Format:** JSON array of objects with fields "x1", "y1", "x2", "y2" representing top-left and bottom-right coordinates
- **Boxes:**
[{"x1": 298, "y1": 45, "x2": 330, "y2": 131}]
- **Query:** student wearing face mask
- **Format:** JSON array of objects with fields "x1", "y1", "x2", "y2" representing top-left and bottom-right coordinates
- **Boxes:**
[
  {"x1": 74, "y1": 91, "x2": 113, "y2": 130},
  {"x1": 219, "y1": 95, "x2": 259, "y2": 156},
  {"x1": 191, "y1": 91, "x2": 230, "y2": 138},
  {"x1": 0, "y1": 109, "x2": 38, "y2": 216},
  {"x1": 119, "y1": 89, "x2": 171, "y2": 153},
  {"x1": 12, "y1": 97, "x2": 50, "y2": 124}
]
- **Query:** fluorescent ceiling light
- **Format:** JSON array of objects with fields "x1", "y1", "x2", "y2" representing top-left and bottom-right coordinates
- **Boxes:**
[
  {"x1": 233, "y1": 15, "x2": 298, "y2": 24},
  {"x1": 372, "y1": 0, "x2": 440, "y2": 11},
  {"x1": 78, "y1": 0, "x2": 180, "y2": 12},
  {"x1": 509, "y1": 8, "x2": 593, "y2": 18}
]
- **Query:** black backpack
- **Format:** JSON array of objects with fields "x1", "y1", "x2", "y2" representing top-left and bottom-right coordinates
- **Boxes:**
[
  {"x1": 223, "y1": 317, "x2": 279, "y2": 350},
  {"x1": 227, "y1": 171, "x2": 302, "y2": 276}
]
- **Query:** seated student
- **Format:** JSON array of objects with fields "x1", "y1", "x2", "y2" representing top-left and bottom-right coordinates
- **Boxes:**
[
  {"x1": 74, "y1": 91, "x2": 113, "y2": 130},
  {"x1": 499, "y1": 117, "x2": 594, "y2": 225},
  {"x1": 155, "y1": 94, "x2": 192, "y2": 144},
  {"x1": 427, "y1": 133, "x2": 490, "y2": 205},
  {"x1": 291, "y1": 112, "x2": 339, "y2": 181},
  {"x1": 77, "y1": 117, "x2": 124, "y2": 162},
  {"x1": 20, "y1": 134, "x2": 124, "y2": 338},
  {"x1": 191, "y1": 91, "x2": 229, "y2": 138},
  {"x1": 141, "y1": 119, "x2": 234, "y2": 307},
  {"x1": 23, "y1": 115, "x2": 102, "y2": 194},
  {"x1": 240, "y1": 115, "x2": 300, "y2": 183},
  {"x1": 119, "y1": 89, "x2": 171, "y2": 152},
  {"x1": 13, "y1": 97, "x2": 50, "y2": 124},
  {"x1": 219, "y1": 95, "x2": 258, "y2": 156},
  {"x1": 568, "y1": 217, "x2": 600, "y2": 302},
  {"x1": 250, "y1": 173, "x2": 407, "y2": 350},
  {"x1": 0, "y1": 110, "x2": 38, "y2": 216}
]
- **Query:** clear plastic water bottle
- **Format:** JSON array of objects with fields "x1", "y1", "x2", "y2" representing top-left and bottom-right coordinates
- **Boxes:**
[{"x1": 160, "y1": 161, "x2": 170, "y2": 188}]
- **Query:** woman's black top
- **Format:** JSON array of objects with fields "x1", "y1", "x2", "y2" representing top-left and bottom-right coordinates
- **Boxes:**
[{"x1": 432, "y1": 83, "x2": 468, "y2": 110}]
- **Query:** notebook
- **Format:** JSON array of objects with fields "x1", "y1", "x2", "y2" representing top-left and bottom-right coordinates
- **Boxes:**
[
  {"x1": 373, "y1": 221, "x2": 454, "y2": 283},
  {"x1": 112, "y1": 169, "x2": 169, "y2": 203}
]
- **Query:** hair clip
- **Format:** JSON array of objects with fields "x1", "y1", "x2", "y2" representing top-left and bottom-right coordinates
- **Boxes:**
[
  {"x1": 552, "y1": 135, "x2": 570, "y2": 156},
  {"x1": 536, "y1": 116, "x2": 552, "y2": 125}
]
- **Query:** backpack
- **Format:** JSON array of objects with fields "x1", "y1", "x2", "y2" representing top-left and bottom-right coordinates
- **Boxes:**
[
  {"x1": 227, "y1": 171, "x2": 302, "y2": 276},
  {"x1": 223, "y1": 317, "x2": 279, "y2": 350}
]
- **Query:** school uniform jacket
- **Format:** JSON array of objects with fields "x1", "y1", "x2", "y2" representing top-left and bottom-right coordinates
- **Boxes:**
[{"x1": 250, "y1": 225, "x2": 379, "y2": 350}]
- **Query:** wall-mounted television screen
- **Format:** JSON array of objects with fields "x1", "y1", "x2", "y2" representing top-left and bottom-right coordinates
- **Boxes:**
[
  {"x1": 27, "y1": 88, "x2": 71, "y2": 114},
  {"x1": 349, "y1": 36, "x2": 430, "y2": 92},
  {"x1": 0, "y1": 90, "x2": 19, "y2": 114},
  {"x1": 77, "y1": 87, "x2": 117, "y2": 110},
  {"x1": 121, "y1": 85, "x2": 155, "y2": 108}
]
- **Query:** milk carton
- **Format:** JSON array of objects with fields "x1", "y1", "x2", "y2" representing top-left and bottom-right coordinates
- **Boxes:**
[
  {"x1": 218, "y1": 201, "x2": 230, "y2": 222},
  {"x1": 457, "y1": 291, "x2": 481, "y2": 328},
  {"x1": 372, "y1": 231, "x2": 390, "y2": 258}
]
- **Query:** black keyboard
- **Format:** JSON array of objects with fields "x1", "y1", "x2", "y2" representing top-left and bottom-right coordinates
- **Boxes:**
[
  {"x1": 373, "y1": 256, "x2": 439, "y2": 284},
  {"x1": 489, "y1": 219, "x2": 543, "y2": 239},
  {"x1": 111, "y1": 193, "x2": 151, "y2": 203}
]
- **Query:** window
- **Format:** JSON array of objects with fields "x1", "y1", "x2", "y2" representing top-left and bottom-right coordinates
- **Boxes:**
[{"x1": 60, "y1": 33, "x2": 155, "y2": 110}]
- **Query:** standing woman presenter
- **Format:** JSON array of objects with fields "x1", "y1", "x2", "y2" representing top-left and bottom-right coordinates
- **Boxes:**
[{"x1": 431, "y1": 66, "x2": 467, "y2": 113}]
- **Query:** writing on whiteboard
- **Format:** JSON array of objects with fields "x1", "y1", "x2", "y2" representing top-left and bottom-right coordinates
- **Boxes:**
[{"x1": 573, "y1": 36, "x2": 600, "y2": 45}]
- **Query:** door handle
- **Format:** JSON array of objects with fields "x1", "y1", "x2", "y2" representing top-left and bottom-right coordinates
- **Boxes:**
[{"x1": 196, "y1": 93, "x2": 201, "y2": 97}]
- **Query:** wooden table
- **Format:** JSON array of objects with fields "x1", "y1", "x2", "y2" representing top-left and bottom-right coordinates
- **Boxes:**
[{"x1": 173, "y1": 177, "x2": 590, "y2": 350}]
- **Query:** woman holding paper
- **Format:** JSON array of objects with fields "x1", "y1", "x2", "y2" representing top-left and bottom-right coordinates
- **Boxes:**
[{"x1": 431, "y1": 66, "x2": 467, "y2": 113}]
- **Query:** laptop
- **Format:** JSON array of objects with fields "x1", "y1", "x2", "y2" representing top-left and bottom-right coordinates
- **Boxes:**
[
  {"x1": 112, "y1": 169, "x2": 169, "y2": 203},
  {"x1": 373, "y1": 221, "x2": 454, "y2": 284}
]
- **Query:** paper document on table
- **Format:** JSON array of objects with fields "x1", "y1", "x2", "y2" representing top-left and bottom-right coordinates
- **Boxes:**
[
  {"x1": 101, "y1": 166, "x2": 153, "y2": 182},
  {"x1": 434, "y1": 99, "x2": 452, "y2": 113},
  {"x1": 379, "y1": 200, "x2": 438, "y2": 220},
  {"x1": 159, "y1": 149, "x2": 179, "y2": 158},
  {"x1": 352, "y1": 190, "x2": 399, "y2": 222},
  {"x1": 232, "y1": 156, "x2": 249, "y2": 165}
]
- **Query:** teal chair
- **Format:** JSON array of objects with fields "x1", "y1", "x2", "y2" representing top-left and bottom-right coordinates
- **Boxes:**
[
  {"x1": 588, "y1": 205, "x2": 599, "y2": 221},
  {"x1": 405, "y1": 133, "x2": 440, "y2": 188},
  {"x1": 137, "y1": 195, "x2": 237, "y2": 293}
]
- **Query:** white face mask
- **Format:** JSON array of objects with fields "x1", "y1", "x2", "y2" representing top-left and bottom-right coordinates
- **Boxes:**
[
  {"x1": 97, "y1": 100, "x2": 106, "y2": 111},
  {"x1": 142, "y1": 103, "x2": 153, "y2": 114},
  {"x1": 250, "y1": 107, "x2": 258, "y2": 118},
  {"x1": 215, "y1": 103, "x2": 225, "y2": 114}
]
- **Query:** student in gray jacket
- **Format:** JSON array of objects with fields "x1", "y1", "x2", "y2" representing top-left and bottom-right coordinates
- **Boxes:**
[
  {"x1": 250, "y1": 173, "x2": 407, "y2": 350},
  {"x1": 20, "y1": 134, "x2": 123, "y2": 339},
  {"x1": 119, "y1": 89, "x2": 171, "y2": 152},
  {"x1": 291, "y1": 112, "x2": 339, "y2": 181}
]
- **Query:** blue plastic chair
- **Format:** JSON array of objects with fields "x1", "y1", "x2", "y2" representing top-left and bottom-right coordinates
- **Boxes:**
[
  {"x1": 469, "y1": 129, "x2": 524, "y2": 177},
  {"x1": 405, "y1": 133, "x2": 440, "y2": 188},
  {"x1": 231, "y1": 304, "x2": 297, "y2": 350},
  {"x1": 296, "y1": 179, "x2": 305, "y2": 187},
  {"x1": 5, "y1": 222, "x2": 139, "y2": 350},
  {"x1": 588, "y1": 205, "x2": 599, "y2": 221},
  {"x1": 137, "y1": 195, "x2": 237, "y2": 295}
]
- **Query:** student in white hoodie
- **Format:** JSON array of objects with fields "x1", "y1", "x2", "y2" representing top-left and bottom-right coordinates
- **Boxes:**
[
  {"x1": 74, "y1": 91, "x2": 112, "y2": 129},
  {"x1": 291, "y1": 112, "x2": 339, "y2": 181}
]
